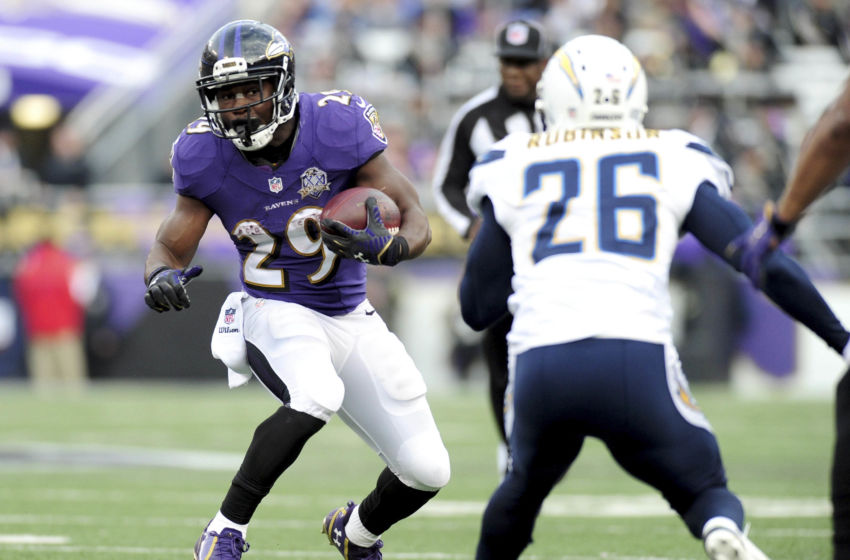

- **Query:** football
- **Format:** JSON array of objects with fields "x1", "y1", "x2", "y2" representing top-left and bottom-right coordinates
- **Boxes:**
[{"x1": 320, "y1": 187, "x2": 401, "y2": 234}]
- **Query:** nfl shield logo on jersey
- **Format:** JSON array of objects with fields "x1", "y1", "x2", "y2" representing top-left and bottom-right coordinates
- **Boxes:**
[
  {"x1": 224, "y1": 307, "x2": 236, "y2": 324},
  {"x1": 268, "y1": 176, "x2": 284, "y2": 193},
  {"x1": 298, "y1": 167, "x2": 330, "y2": 199}
]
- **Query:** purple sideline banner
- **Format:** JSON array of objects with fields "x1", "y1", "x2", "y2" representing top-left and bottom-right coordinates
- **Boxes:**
[{"x1": 0, "y1": 1, "x2": 231, "y2": 110}]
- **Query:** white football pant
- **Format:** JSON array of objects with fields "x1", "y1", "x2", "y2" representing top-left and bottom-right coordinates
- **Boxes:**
[{"x1": 241, "y1": 296, "x2": 450, "y2": 492}]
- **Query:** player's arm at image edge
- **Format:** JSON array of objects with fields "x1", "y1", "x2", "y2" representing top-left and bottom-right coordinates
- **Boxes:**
[{"x1": 686, "y1": 182, "x2": 850, "y2": 354}]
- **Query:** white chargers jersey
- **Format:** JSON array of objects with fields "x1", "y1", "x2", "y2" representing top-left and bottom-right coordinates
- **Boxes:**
[{"x1": 467, "y1": 127, "x2": 733, "y2": 355}]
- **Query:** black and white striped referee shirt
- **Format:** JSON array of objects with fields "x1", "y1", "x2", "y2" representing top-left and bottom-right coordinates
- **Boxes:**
[{"x1": 432, "y1": 85, "x2": 543, "y2": 238}]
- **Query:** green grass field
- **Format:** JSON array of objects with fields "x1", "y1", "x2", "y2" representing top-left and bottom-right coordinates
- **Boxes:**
[{"x1": 0, "y1": 380, "x2": 836, "y2": 559}]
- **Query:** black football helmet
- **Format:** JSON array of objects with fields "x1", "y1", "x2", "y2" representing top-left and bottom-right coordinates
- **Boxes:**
[{"x1": 196, "y1": 20, "x2": 297, "y2": 151}]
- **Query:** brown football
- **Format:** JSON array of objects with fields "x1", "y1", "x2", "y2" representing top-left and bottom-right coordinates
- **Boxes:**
[{"x1": 320, "y1": 187, "x2": 400, "y2": 234}]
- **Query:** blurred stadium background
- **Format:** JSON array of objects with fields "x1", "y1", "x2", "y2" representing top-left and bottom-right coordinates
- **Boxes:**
[
  {"x1": 2, "y1": 0, "x2": 850, "y2": 391},
  {"x1": 0, "y1": 1, "x2": 849, "y2": 557}
]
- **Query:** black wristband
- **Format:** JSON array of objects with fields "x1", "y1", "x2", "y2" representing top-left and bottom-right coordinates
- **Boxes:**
[
  {"x1": 379, "y1": 236, "x2": 410, "y2": 266},
  {"x1": 145, "y1": 266, "x2": 171, "y2": 286},
  {"x1": 770, "y1": 214, "x2": 795, "y2": 240}
]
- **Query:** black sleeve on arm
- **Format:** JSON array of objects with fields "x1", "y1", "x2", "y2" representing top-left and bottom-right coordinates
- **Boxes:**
[
  {"x1": 459, "y1": 196, "x2": 513, "y2": 331},
  {"x1": 437, "y1": 124, "x2": 479, "y2": 221},
  {"x1": 442, "y1": 154, "x2": 476, "y2": 217},
  {"x1": 684, "y1": 182, "x2": 850, "y2": 354},
  {"x1": 759, "y1": 252, "x2": 849, "y2": 353}
]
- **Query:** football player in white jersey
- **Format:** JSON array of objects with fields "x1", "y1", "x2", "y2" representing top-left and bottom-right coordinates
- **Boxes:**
[{"x1": 460, "y1": 34, "x2": 850, "y2": 560}]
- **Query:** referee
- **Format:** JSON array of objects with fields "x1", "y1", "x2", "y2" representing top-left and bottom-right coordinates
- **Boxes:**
[{"x1": 432, "y1": 19, "x2": 549, "y2": 469}]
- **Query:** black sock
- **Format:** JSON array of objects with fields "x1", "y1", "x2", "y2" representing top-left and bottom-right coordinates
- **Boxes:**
[
  {"x1": 357, "y1": 467, "x2": 438, "y2": 535},
  {"x1": 221, "y1": 406, "x2": 324, "y2": 523}
]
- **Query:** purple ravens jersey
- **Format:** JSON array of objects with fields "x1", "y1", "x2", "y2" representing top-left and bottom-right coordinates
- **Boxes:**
[{"x1": 170, "y1": 90, "x2": 389, "y2": 315}]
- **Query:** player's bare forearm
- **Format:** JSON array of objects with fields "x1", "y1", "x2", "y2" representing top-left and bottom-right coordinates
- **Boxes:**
[
  {"x1": 144, "y1": 195, "x2": 212, "y2": 282},
  {"x1": 777, "y1": 78, "x2": 850, "y2": 223},
  {"x1": 356, "y1": 151, "x2": 431, "y2": 259},
  {"x1": 396, "y1": 204, "x2": 431, "y2": 258},
  {"x1": 145, "y1": 240, "x2": 193, "y2": 282}
]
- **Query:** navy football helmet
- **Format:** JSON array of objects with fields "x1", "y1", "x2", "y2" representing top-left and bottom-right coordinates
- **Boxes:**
[{"x1": 196, "y1": 20, "x2": 298, "y2": 151}]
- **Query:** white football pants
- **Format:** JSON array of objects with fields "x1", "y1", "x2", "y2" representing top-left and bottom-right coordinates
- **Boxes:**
[{"x1": 241, "y1": 296, "x2": 450, "y2": 491}]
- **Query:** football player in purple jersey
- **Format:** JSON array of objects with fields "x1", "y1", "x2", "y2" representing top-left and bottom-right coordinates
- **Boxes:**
[{"x1": 143, "y1": 19, "x2": 450, "y2": 560}]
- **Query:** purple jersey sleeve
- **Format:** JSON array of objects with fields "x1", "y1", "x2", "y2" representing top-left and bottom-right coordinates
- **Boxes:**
[
  {"x1": 171, "y1": 118, "x2": 237, "y2": 199},
  {"x1": 300, "y1": 91, "x2": 388, "y2": 171}
]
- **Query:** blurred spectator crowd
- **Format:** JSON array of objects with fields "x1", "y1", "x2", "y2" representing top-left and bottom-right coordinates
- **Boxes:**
[
  {"x1": 267, "y1": 0, "x2": 850, "y2": 219},
  {"x1": 1, "y1": 0, "x2": 849, "y2": 384},
  {"x1": 0, "y1": 0, "x2": 848, "y2": 226}
]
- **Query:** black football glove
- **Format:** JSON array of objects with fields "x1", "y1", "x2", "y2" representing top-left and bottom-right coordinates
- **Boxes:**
[
  {"x1": 144, "y1": 265, "x2": 203, "y2": 312},
  {"x1": 321, "y1": 197, "x2": 409, "y2": 266}
]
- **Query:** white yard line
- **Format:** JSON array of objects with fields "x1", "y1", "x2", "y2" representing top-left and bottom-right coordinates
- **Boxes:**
[
  {"x1": 420, "y1": 495, "x2": 831, "y2": 518},
  {"x1": 0, "y1": 494, "x2": 831, "y2": 526},
  {"x1": 0, "y1": 535, "x2": 69, "y2": 544},
  {"x1": 0, "y1": 514, "x2": 316, "y2": 530},
  {"x1": 0, "y1": 442, "x2": 242, "y2": 470}
]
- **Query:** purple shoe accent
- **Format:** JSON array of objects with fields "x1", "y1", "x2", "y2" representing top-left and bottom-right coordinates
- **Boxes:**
[
  {"x1": 193, "y1": 524, "x2": 250, "y2": 560},
  {"x1": 321, "y1": 501, "x2": 383, "y2": 560}
]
